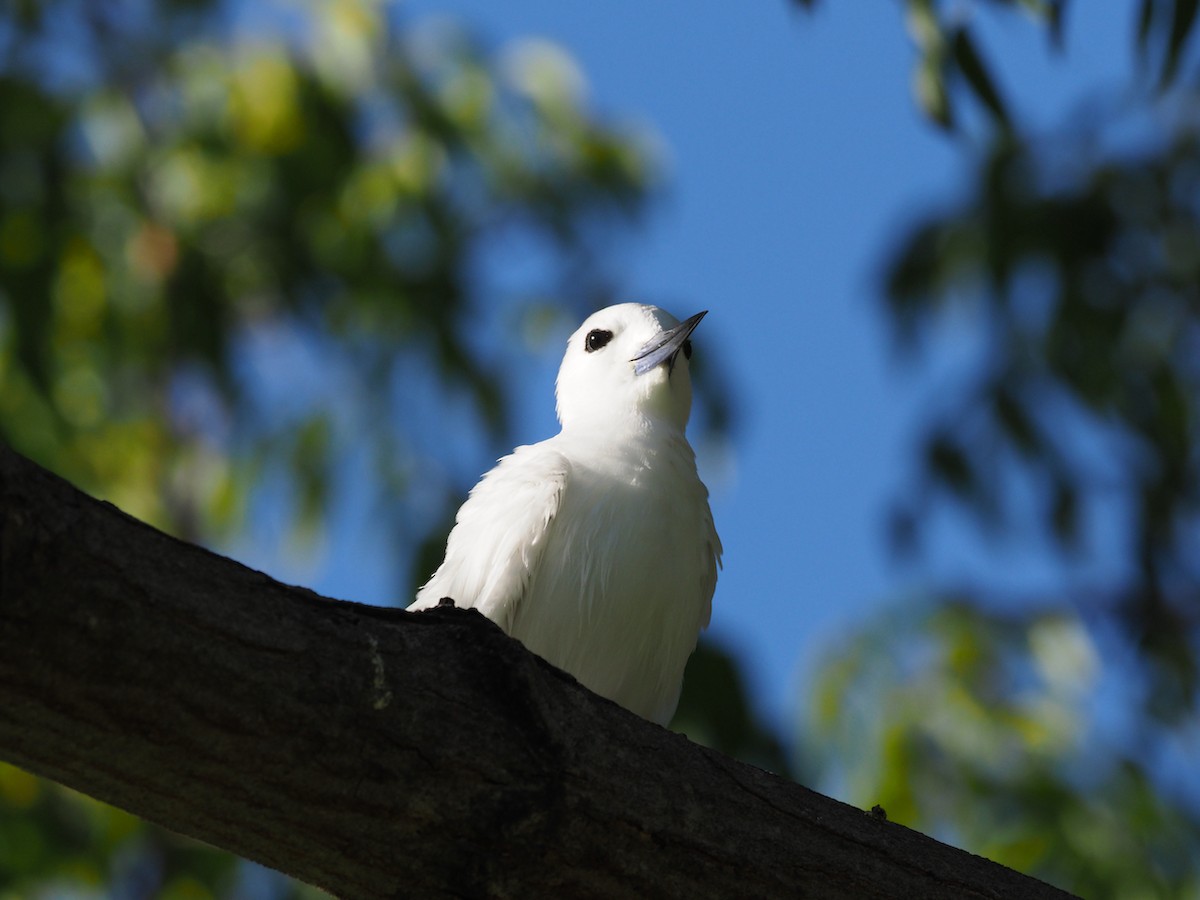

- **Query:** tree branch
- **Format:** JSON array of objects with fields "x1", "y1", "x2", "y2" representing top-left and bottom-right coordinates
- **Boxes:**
[{"x1": 0, "y1": 446, "x2": 1075, "y2": 899}]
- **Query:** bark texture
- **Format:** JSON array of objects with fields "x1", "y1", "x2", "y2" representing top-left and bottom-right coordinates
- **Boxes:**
[{"x1": 0, "y1": 446, "x2": 1077, "y2": 899}]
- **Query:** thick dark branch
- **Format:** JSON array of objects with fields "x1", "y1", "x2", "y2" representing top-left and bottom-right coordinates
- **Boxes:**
[{"x1": 0, "y1": 446, "x2": 1075, "y2": 899}]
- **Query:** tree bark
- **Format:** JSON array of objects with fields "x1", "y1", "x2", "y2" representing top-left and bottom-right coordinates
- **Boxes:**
[{"x1": 0, "y1": 445, "x2": 1076, "y2": 899}]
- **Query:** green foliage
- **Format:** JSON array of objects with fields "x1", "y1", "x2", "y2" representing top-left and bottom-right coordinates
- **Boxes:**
[
  {"x1": 807, "y1": 603, "x2": 1200, "y2": 898},
  {"x1": 0, "y1": 0, "x2": 655, "y2": 541},
  {"x1": 900, "y1": 0, "x2": 1063, "y2": 132}
]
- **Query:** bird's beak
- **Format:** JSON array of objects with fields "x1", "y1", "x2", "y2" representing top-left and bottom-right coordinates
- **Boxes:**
[{"x1": 631, "y1": 311, "x2": 707, "y2": 376}]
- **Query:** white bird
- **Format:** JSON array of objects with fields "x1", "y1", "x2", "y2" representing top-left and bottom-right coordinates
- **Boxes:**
[{"x1": 410, "y1": 303, "x2": 722, "y2": 725}]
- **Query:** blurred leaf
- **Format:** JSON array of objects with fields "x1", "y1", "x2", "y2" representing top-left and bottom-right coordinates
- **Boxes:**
[
  {"x1": 1049, "y1": 478, "x2": 1078, "y2": 546},
  {"x1": 1138, "y1": 0, "x2": 1157, "y2": 54},
  {"x1": 1165, "y1": 0, "x2": 1199, "y2": 85},
  {"x1": 950, "y1": 26, "x2": 1013, "y2": 132},
  {"x1": 1045, "y1": 0, "x2": 1068, "y2": 49},
  {"x1": 915, "y1": 52, "x2": 955, "y2": 130},
  {"x1": 906, "y1": 0, "x2": 955, "y2": 130},
  {"x1": 993, "y1": 385, "x2": 1040, "y2": 456},
  {"x1": 925, "y1": 433, "x2": 974, "y2": 497}
]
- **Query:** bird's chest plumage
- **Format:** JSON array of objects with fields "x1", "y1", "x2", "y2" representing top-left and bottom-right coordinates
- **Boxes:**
[{"x1": 510, "y1": 434, "x2": 714, "y2": 722}]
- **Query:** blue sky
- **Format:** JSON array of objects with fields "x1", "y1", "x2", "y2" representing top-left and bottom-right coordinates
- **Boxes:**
[{"x1": 242, "y1": 3, "x2": 1136, "y2": 733}]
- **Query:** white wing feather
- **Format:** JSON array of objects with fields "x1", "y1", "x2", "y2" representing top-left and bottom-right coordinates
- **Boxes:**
[{"x1": 410, "y1": 445, "x2": 569, "y2": 631}]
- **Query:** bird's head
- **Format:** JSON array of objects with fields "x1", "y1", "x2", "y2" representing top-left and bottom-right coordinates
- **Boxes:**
[{"x1": 555, "y1": 303, "x2": 706, "y2": 434}]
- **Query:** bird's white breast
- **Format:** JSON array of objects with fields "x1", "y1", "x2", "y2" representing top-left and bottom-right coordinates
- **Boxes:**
[{"x1": 508, "y1": 429, "x2": 718, "y2": 724}]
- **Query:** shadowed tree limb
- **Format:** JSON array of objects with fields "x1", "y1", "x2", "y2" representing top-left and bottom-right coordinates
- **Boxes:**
[{"x1": 0, "y1": 446, "x2": 1077, "y2": 899}]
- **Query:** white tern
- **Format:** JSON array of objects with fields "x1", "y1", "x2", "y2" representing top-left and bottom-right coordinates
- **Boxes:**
[{"x1": 410, "y1": 303, "x2": 722, "y2": 725}]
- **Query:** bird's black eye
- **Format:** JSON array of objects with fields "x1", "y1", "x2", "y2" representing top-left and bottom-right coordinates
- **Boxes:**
[
  {"x1": 682, "y1": 339, "x2": 693, "y2": 360},
  {"x1": 584, "y1": 329, "x2": 613, "y2": 353}
]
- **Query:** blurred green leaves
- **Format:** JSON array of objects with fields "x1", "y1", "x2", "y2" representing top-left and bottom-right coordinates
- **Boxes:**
[
  {"x1": 807, "y1": 603, "x2": 1200, "y2": 898},
  {"x1": 905, "y1": 0, "x2": 1018, "y2": 132},
  {"x1": 795, "y1": 0, "x2": 1072, "y2": 132},
  {"x1": 0, "y1": 0, "x2": 658, "y2": 542}
]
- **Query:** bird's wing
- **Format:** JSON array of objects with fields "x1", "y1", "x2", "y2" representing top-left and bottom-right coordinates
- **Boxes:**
[
  {"x1": 410, "y1": 444, "x2": 569, "y2": 632},
  {"x1": 700, "y1": 507, "x2": 722, "y2": 631}
]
